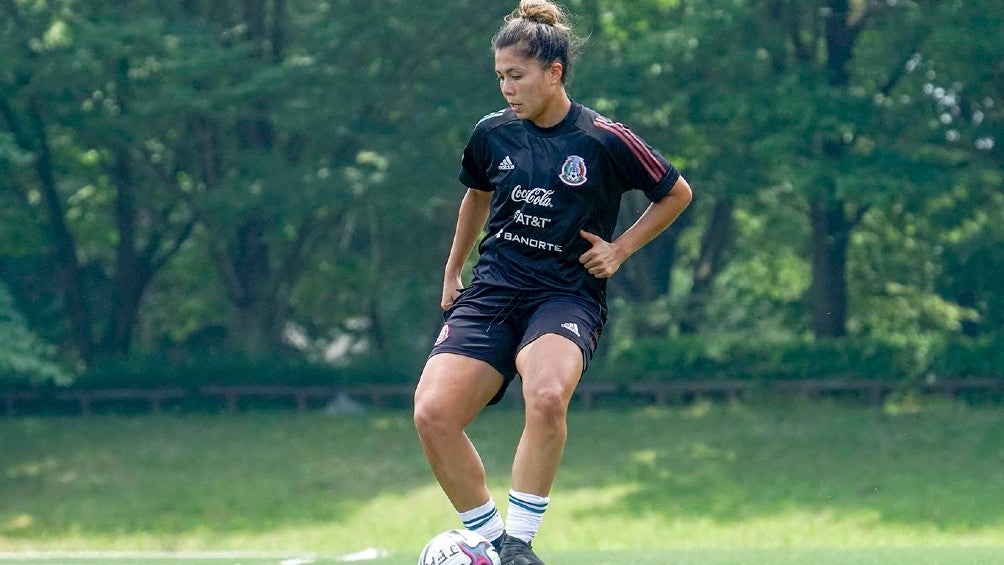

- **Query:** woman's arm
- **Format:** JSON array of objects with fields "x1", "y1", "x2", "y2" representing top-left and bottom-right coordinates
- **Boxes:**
[
  {"x1": 579, "y1": 176, "x2": 693, "y2": 279},
  {"x1": 442, "y1": 188, "x2": 493, "y2": 309}
]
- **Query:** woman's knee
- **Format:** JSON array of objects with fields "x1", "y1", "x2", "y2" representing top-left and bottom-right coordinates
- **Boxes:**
[
  {"x1": 523, "y1": 383, "x2": 571, "y2": 425},
  {"x1": 414, "y1": 354, "x2": 503, "y2": 438},
  {"x1": 413, "y1": 392, "x2": 453, "y2": 438},
  {"x1": 413, "y1": 380, "x2": 481, "y2": 439}
]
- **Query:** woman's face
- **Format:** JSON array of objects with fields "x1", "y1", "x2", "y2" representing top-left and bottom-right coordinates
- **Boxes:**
[{"x1": 494, "y1": 46, "x2": 564, "y2": 127}]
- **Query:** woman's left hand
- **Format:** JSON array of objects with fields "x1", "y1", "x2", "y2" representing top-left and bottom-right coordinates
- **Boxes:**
[{"x1": 578, "y1": 230, "x2": 625, "y2": 279}]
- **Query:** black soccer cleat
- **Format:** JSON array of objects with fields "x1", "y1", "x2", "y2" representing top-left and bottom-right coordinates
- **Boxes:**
[
  {"x1": 499, "y1": 535, "x2": 544, "y2": 565},
  {"x1": 491, "y1": 532, "x2": 508, "y2": 555}
]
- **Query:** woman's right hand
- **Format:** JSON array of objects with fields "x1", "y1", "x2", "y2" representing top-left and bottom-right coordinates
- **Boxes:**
[{"x1": 441, "y1": 275, "x2": 463, "y2": 310}]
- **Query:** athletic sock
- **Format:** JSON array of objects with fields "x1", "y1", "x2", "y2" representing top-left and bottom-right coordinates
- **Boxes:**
[
  {"x1": 506, "y1": 489, "x2": 550, "y2": 544},
  {"x1": 458, "y1": 498, "x2": 505, "y2": 545}
]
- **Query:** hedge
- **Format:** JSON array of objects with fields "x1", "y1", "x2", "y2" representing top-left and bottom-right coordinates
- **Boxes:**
[
  {"x1": 2, "y1": 335, "x2": 1001, "y2": 393},
  {"x1": 66, "y1": 351, "x2": 420, "y2": 390},
  {"x1": 589, "y1": 334, "x2": 1003, "y2": 384}
]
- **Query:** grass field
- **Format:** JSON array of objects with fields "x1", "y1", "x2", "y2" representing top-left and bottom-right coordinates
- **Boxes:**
[
  {"x1": 2, "y1": 548, "x2": 1004, "y2": 564},
  {"x1": 1, "y1": 399, "x2": 1002, "y2": 564}
]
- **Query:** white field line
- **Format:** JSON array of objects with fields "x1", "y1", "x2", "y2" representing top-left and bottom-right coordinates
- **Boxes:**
[
  {"x1": 0, "y1": 551, "x2": 316, "y2": 561},
  {"x1": 0, "y1": 548, "x2": 391, "y2": 562}
]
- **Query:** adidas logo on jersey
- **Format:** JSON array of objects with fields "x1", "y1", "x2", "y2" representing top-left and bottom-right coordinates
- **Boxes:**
[
  {"x1": 498, "y1": 155, "x2": 515, "y2": 170},
  {"x1": 561, "y1": 322, "x2": 580, "y2": 337}
]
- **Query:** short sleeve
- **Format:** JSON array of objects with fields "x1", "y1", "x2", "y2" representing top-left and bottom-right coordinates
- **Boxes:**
[
  {"x1": 593, "y1": 117, "x2": 680, "y2": 202},
  {"x1": 458, "y1": 126, "x2": 493, "y2": 191}
]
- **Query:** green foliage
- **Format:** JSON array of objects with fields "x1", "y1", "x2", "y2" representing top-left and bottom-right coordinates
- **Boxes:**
[
  {"x1": 11, "y1": 333, "x2": 1000, "y2": 394},
  {"x1": 594, "y1": 334, "x2": 1003, "y2": 383},
  {"x1": 69, "y1": 353, "x2": 183, "y2": 390},
  {"x1": 68, "y1": 351, "x2": 419, "y2": 390},
  {"x1": 930, "y1": 336, "x2": 1004, "y2": 379},
  {"x1": 594, "y1": 334, "x2": 761, "y2": 382},
  {"x1": 0, "y1": 285, "x2": 72, "y2": 388},
  {"x1": 1, "y1": 0, "x2": 1000, "y2": 371}
]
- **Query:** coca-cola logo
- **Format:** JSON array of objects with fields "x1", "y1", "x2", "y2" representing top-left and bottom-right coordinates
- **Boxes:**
[{"x1": 510, "y1": 185, "x2": 554, "y2": 208}]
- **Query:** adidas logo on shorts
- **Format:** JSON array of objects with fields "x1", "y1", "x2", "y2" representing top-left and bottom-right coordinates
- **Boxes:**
[
  {"x1": 561, "y1": 322, "x2": 580, "y2": 337},
  {"x1": 498, "y1": 155, "x2": 515, "y2": 170}
]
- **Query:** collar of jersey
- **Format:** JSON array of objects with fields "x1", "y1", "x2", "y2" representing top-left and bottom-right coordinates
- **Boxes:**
[{"x1": 522, "y1": 101, "x2": 582, "y2": 138}]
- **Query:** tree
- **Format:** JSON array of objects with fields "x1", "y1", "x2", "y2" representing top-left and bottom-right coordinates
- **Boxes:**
[
  {"x1": 0, "y1": 1, "x2": 200, "y2": 362},
  {"x1": 3, "y1": 0, "x2": 997, "y2": 371},
  {"x1": 758, "y1": 0, "x2": 972, "y2": 337},
  {"x1": 178, "y1": 0, "x2": 509, "y2": 355}
]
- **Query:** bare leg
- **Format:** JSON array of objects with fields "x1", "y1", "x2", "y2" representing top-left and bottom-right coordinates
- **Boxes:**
[
  {"x1": 414, "y1": 353, "x2": 505, "y2": 511},
  {"x1": 512, "y1": 334, "x2": 583, "y2": 495}
]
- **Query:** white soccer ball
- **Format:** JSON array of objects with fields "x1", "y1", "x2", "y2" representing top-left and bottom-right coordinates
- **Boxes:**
[{"x1": 418, "y1": 528, "x2": 501, "y2": 565}]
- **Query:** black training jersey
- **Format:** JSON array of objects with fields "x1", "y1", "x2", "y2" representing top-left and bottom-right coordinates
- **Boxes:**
[{"x1": 458, "y1": 101, "x2": 681, "y2": 302}]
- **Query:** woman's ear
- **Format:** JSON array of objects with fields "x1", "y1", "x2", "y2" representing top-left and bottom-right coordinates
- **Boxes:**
[{"x1": 549, "y1": 61, "x2": 564, "y2": 84}]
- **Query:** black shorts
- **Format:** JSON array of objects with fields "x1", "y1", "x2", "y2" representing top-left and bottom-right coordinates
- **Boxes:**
[{"x1": 429, "y1": 283, "x2": 606, "y2": 405}]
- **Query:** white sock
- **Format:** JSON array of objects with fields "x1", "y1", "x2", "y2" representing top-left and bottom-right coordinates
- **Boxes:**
[
  {"x1": 458, "y1": 498, "x2": 505, "y2": 544},
  {"x1": 506, "y1": 489, "x2": 549, "y2": 543}
]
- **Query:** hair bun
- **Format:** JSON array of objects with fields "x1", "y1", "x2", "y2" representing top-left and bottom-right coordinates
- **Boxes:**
[{"x1": 518, "y1": 0, "x2": 561, "y2": 26}]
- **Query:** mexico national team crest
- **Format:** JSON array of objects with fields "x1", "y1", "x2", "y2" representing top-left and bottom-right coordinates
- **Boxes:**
[
  {"x1": 434, "y1": 324, "x2": 450, "y2": 346},
  {"x1": 559, "y1": 155, "x2": 588, "y2": 186}
]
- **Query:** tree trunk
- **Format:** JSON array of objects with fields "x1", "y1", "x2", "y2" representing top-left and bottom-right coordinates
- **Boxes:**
[
  {"x1": 607, "y1": 191, "x2": 692, "y2": 338},
  {"x1": 956, "y1": 288, "x2": 980, "y2": 337},
  {"x1": 808, "y1": 198, "x2": 850, "y2": 337},
  {"x1": 105, "y1": 147, "x2": 147, "y2": 354},
  {"x1": 216, "y1": 217, "x2": 278, "y2": 354},
  {"x1": 102, "y1": 57, "x2": 153, "y2": 356},
  {"x1": 9, "y1": 96, "x2": 96, "y2": 362},
  {"x1": 211, "y1": 0, "x2": 289, "y2": 353},
  {"x1": 230, "y1": 295, "x2": 275, "y2": 355},
  {"x1": 824, "y1": 0, "x2": 856, "y2": 86},
  {"x1": 271, "y1": 0, "x2": 286, "y2": 62},
  {"x1": 612, "y1": 192, "x2": 691, "y2": 303},
  {"x1": 680, "y1": 197, "x2": 735, "y2": 334},
  {"x1": 802, "y1": 0, "x2": 865, "y2": 338}
]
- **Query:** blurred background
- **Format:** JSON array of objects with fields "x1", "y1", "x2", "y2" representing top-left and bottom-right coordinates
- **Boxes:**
[{"x1": 1, "y1": 0, "x2": 1001, "y2": 398}]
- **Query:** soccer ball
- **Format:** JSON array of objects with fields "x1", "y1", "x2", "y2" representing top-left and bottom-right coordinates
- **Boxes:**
[{"x1": 418, "y1": 528, "x2": 501, "y2": 565}]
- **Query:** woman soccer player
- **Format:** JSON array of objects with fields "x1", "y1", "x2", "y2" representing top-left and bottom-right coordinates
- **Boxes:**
[{"x1": 413, "y1": 1, "x2": 692, "y2": 563}]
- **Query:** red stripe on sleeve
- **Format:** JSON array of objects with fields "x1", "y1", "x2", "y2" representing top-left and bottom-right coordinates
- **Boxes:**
[{"x1": 594, "y1": 118, "x2": 667, "y2": 182}]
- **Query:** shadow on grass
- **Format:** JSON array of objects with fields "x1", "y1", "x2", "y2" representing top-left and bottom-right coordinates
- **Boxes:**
[
  {"x1": 1, "y1": 412, "x2": 434, "y2": 539},
  {"x1": 557, "y1": 400, "x2": 1004, "y2": 531},
  {"x1": 2, "y1": 401, "x2": 1002, "y2": 546}
]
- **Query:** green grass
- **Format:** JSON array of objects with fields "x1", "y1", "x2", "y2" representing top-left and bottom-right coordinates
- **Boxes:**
[
  {"x1": 1, "y1": 399, "x2": 1002, "y2": 564},
  {"x1": 3, "y1": 548, "x2": 1004, "y2": 564}
]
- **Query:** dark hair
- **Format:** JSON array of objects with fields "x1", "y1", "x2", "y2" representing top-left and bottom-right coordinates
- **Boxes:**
[{"x1": 492, "y1": 0, "x2": 582, "y2": 83}]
